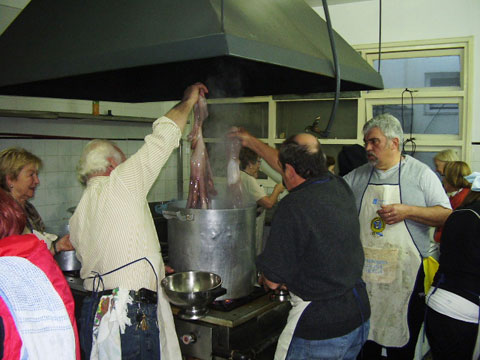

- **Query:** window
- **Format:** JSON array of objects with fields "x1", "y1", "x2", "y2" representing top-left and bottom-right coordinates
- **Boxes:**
[
  {"x1": 357, "y1": 38, "x2": 472, "y2": 171},
  {"x1": 372, "y1": 52, "x2": 462, "y2": 90}
]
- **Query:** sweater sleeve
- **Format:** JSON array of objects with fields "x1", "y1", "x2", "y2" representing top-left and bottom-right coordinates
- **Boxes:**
[{"x1": 110, "y1": 116, "x2": 181, "y2": 200}]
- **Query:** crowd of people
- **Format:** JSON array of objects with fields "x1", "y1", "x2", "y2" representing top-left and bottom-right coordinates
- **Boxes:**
[{"x1": 0, "y1": 82, "x2": 478, "y2": 360}]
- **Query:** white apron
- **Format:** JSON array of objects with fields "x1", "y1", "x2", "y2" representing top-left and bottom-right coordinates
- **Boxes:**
[
  {"x1": 359, "y1": 165, "x2": 422, "y2": 347},
  {"x1": 274, "y1": 292, "x2": 311, "y2": 360},
  {"x1": 150, "y1": 253, "x2": 183, "y2": 360},
  {"x1": 90, "y1": 254, "x2": 182, "y2": 359}
]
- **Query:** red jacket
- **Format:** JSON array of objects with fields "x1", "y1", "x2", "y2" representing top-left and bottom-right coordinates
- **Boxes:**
[{"x1": 0, "y1": 234, "x2": 80, "y2": 360}]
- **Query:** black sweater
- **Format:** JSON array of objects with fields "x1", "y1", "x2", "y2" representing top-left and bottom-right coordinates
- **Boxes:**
[
  {"x1": 434, "y1": 200, "x2": 480, "y2": 305},
  {"x1": 256, "y1": 174, "x2": 370, "y2": 340}
]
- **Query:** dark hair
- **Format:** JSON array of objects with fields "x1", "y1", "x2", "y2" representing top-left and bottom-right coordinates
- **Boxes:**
[
  {"x1": 460, "y1": 190, "x2": 480, "y2": 207},
  {"x1": 239, "y1": 147, "x2": 259, "y2": 170},
  {"x1": 337, "y1": 144, "x2": 367, "y2": 176},
  {"x1": 278, "y1": 136, "x2": 327, "y2": 179}
]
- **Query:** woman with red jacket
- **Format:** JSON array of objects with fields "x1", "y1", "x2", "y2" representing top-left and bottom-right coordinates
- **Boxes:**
[
  {"x1": 434, "y1": 161, "x2": 471, "y2": 243},
  {"x1": 0, "y1": 189, "x2": 80, "y2": 359}
]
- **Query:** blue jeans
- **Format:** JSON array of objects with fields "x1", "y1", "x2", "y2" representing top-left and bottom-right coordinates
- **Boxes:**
[
  {"x1": 286, "y1": 320, "x2": 370, "y2": 360},
  {"x1": 79, "y1": 295, "x2": 160, "y2": 359}
]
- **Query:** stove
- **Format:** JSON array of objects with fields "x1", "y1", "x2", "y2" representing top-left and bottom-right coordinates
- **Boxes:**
[{"x1": 171, "y1": 287, "x2": 290, "y2": 360}]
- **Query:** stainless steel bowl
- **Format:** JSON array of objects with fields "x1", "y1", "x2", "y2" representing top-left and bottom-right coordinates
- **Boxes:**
[
  {"x1": 161, "y1": 271, "x2": 225, "y2": 319},
  {"x1": 54, "y1": 250, "x2": 81, "y2": 272}
]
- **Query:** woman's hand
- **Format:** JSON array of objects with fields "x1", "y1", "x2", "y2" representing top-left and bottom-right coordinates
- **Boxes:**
[{"x1": 51, "y1": 234, "x2": 74, "y2": 255}]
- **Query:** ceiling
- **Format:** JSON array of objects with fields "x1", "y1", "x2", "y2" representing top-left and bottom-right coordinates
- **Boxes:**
[{"x1": 0, "y1": 0, "x2": 372, "y2": 36}]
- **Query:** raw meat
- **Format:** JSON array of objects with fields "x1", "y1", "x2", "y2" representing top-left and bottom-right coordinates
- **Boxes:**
[
  {"x1": 226, "y1": 128, "x2": 245, "y2": 209},
  {"x1": 186, "y1": 94, "x2": 217, "y2": 209}
]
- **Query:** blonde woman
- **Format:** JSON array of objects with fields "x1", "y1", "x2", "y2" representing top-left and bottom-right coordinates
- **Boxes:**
[
  {"x1": 434, "y1": 149, "x2": 459, "y2": 175},
  {"x1": 434, "y1": 161, "x2": 471, "y2": 243}
]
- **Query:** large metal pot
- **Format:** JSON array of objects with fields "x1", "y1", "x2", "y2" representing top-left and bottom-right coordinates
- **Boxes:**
[
  {"x1": 164, "y1": 200, "x2": 256, "y2": 300},
  {"x1": 54, "y1": 250, "x2": 81, "y2": 272}
]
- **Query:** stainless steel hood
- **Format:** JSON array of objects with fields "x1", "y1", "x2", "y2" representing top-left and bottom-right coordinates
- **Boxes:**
[{"x1": 0, "y1": 0, "x2": 383, "y2": 102}]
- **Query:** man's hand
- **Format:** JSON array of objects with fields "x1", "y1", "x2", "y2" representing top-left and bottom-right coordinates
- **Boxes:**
[
  {"x1": 227, "y1": 127, "x2": 255, "y2": 148},
  {"x1": 228, "y1": 126, "x2": 283, "y2": 174},
  {"x1": 165, "y1": 82, "x2": 209, "y2": 131},
  {"x1": 165, "y1": 265, "x2": 175, "y2": 274},
  {"x1": 182, "y1": 82, "x2": 209, "y2": 106},
  {"x1": 378, "y1": 204, "x2": 407, "y2": 225},
  {"x1": 378, "y1": 203, "x2": 452, "y2": 227},
  {"x1": 258, "y1": 273, "x2": 287, "y2": 292}
]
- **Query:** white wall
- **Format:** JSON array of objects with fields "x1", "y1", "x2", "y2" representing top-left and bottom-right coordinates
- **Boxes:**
[
  {"x1": 313, "y1": 0, "x2": 480, "y2": 170},
  {"x1": 0, "y1": 97, "x2": 183, "y2": 236}
]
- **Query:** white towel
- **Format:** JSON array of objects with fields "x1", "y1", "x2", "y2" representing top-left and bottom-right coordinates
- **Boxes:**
[
  {"x1": 91, "y1": 288, "x2": 133, "y2": 360},
  {"x1": 0, "y1": 257, "x2": 76, "y2": 360}
]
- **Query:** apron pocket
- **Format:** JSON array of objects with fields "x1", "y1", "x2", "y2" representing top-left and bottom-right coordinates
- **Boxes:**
[{"x1": 363, "y1": 247, "x2": 398, "y2": 284}]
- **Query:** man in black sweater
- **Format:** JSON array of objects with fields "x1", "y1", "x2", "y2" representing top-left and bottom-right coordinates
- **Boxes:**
[{"x1": 249, "y1": 133, "x2": 371, "y2": 360}]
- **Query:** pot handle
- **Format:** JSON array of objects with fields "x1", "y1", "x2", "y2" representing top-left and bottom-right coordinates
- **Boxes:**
[
  {"x1": 162, "y1": 210, "x2": 194, "y2": 221},
  {"x1": 211, "y1": 287, "x2": 227, "y2": 300}
]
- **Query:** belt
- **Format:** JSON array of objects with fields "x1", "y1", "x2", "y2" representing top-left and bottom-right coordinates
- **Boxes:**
[{"x1": 89, "y1": 288, "x2": 157, "y2": 304}]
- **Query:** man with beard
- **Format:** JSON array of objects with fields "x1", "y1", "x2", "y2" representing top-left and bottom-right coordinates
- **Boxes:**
[{"x1": 343, "y1": 113, "x2": 451, "y2": 359}]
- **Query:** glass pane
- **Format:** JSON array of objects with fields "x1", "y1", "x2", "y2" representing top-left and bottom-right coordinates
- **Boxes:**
[
  {"x1": 373, "y1": 56, "x2": 461, "y2": 89},
  {"x1": 277, "y1": 100, "x2": 358, "y2": 139},
  {"x1": 203, "y1": 102, "x2": 268, "y2": 138},
  {"x1": 372, "y1": 104, "x2": 459, "y2": 135},
  {"x1": 408, "y1": 151, "x2": 440, "y2": 178}
]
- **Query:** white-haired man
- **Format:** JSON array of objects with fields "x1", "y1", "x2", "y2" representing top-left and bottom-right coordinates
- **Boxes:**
[
  {"x1": 70, "y1": 83, "x2": 208, "y2": 360},
  {"x1": 344, "y1": 113, "x2": 452, "y2": 359}
]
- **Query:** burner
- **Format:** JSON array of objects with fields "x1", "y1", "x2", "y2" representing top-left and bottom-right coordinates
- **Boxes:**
[
  {"x1": 63, "y1": 270, "x2": 80, "y2": 278},
  {"x1": 209, "y1": 286, "x2": 267, "y2": 311}
]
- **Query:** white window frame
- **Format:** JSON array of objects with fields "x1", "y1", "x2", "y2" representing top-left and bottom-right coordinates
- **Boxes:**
[{"x1": 355, "y1": 37, "x2": 473, "y2": 164}]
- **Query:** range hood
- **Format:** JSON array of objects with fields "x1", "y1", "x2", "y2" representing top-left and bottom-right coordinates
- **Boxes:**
[{"x1": 0, "y1": 0, "x2": 383, "y2": 102}]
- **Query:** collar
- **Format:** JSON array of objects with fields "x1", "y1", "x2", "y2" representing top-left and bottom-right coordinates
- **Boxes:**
[{"x1": 289, "y1": 174, "x2": 331, "y2": 193}]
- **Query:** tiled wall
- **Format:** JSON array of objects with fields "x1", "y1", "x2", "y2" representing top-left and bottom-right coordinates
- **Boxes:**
[
  {"x1": 0, "y1": 136, "x2": 181, "y2": 237},
  {"x1": 0, "y1": 96, "x2": 189, "y2": 236}
]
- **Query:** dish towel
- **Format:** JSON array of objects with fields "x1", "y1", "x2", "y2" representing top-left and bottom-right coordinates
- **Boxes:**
[
  {"x1": 0, "y1": 256, "x2": 76, "y2": 360},
  {"x1": 90, "y1": 288, "x2": 133, "y2": 360}
]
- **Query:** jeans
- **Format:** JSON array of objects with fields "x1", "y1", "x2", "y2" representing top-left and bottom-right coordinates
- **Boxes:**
[
  {"x1": 79, "y1": 295, "x2": 160, "y2": 360},
  {"x1": 286, "y1": 320, "x2": 370, "y2": 360}
]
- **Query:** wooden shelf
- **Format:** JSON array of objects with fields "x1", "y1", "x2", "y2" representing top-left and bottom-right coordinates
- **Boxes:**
[{"x1": 0, "y1": 109, "x2": 156, "y2": 123}]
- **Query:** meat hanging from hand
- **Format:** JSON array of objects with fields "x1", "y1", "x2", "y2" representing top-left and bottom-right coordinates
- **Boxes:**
[
  {"x1": 186, "y1": 94, "x2": 217, "y2": 209},
  {"x1": 226, "y1": 128, "x2": 245, "y2": 209}
]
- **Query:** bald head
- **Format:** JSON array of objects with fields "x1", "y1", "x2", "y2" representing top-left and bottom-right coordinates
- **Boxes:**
[
  {"x1": 293, "y1": 133, "x2": 320, "y2": 153},
  {"x1": 279, "y1": 133, "x2": 327, "y2": 180}
]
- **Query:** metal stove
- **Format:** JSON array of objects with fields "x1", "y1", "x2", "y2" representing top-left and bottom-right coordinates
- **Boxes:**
[{"x1": 172, "y1": 286, "x2": 290, "y2": 360}]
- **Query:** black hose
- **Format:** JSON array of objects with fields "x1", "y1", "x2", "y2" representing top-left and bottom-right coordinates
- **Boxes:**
[{"x1": 320, "y1": 0, "x2": 340, "y2": 138}]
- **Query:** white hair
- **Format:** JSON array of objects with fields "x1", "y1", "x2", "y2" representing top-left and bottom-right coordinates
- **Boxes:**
[
  {"x1": 363, "y1": 113, "x2": 404, "y2": 151},
  {"x1": 77, "y1": 139, "x2": 123, "y2": 185}
]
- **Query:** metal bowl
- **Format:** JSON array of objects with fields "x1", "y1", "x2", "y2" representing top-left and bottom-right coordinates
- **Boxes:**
[
  {"x1": 54, "y1": 250, "x2": 81, "y2": 272},
  {"x1": 161, "y1": 271, "x2": 224, "y2": 319}
]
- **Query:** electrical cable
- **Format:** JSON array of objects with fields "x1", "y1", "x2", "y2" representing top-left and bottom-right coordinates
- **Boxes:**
[
  {"x1": 305, "y1": 0, "x2": 340, "y2": 138},
  {"x1": 378, "y1": 0, "x2": 382, "y2": 73},
  {"x1": 401, "y1": 88, "x2": 417, "y2": 156}
]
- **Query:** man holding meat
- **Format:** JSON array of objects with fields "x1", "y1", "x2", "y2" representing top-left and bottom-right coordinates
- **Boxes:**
[
  {"x1": 234, "y1": 130, "x2": 370, "y2": 360},
  {"x1": 70, "y1": 83, "x2": 208, "y2": 359}
]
